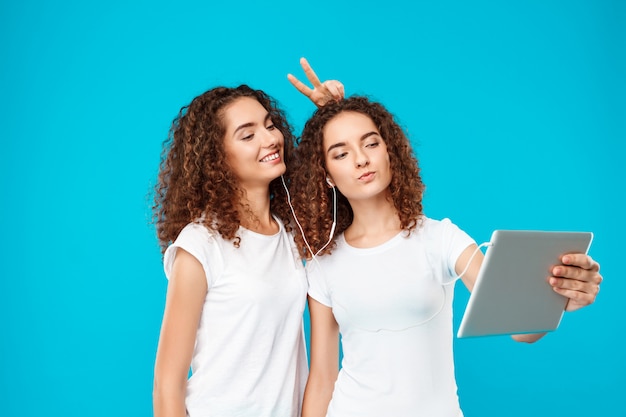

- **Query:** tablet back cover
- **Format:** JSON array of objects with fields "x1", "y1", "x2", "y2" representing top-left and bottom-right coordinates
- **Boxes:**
[{"x1": 457, "y1": 230, "x2": 593, "y2": 338}]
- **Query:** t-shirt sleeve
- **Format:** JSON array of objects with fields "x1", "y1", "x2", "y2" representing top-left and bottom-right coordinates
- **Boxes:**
[
  {"x1": 163, "y1": 223, "x2": 222, "y2": 289},
  {"x1": 428, "y1": 218, "x2": 476, "y2": 285},
  {"x1": 305, "y1": 259, "x2": 332, "y2": 307}
]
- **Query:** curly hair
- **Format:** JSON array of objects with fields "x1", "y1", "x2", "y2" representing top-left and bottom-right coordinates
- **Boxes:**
[
  {"x1": 290, "y1": 96, "x2": 425, "y2": 259},
  {"x1": 153, "y1": 85, "x2": 295, "y2": 254}
]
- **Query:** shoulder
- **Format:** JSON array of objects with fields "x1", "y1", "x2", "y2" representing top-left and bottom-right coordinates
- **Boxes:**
[
  {"x1": 178, "y1": 221, "x2": 216, "y2": 240},
  {"x1": 419, "y1": 215, "x2": 453, "y2": 229},
  {"x1": 163, "y1": 222, "x2": 224, "y2": 283},
  {"x1": 306, "y1": 234, "x2": 349, "y2": 274},
  {"x1": 416, "y1": 216, "x2": 474, "y2": 254},
  {"x1": 171, "y1": 221, "x2": 227, "y2": 250},
  {"x1": 418, "y1": 216, "x2": 465, "y2": 237},
  {"x1": 412, "y1": 216, "x2": 447, "y2": 242}
]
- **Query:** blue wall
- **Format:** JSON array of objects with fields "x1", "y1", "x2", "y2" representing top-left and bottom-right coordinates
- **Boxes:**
[{"x1": 1, "y1": 1, "x2": 623, "y2": 416}]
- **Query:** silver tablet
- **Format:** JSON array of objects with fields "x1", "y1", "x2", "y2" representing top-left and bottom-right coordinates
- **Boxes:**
[{"x1": 457, "y1": 230, "x2": 593, "y2": 338}]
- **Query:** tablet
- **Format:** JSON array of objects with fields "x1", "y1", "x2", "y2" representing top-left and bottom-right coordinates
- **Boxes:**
[{"x1": 457, "y1": 230, "x2": 593, "y2": 338}]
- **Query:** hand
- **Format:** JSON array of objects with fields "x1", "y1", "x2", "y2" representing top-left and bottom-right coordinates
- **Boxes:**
[
  {"x1": 287, "y1": 57, "x2": 344, "y2": 107},
  {"x1": 550, "y1": 253, "x2": 602, "y2": 312}
]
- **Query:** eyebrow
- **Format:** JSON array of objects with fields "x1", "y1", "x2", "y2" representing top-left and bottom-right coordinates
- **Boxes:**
[
  {"x1": 326, "y1": 131, "x2": 379, "y2": 154},
  {"x1": 233, "y1": 112, "x2": 271, "y2": 136}
]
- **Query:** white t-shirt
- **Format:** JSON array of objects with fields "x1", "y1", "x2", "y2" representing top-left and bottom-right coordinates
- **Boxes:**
[
  {"x1": 307, "y1": 217, "x2": 475, "y2": 417},
  {"x1": 163, "y1": 217, "x2": 308, "y2": 417}
]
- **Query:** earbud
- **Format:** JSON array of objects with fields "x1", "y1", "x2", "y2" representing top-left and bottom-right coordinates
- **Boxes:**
[{"x1": 326, "y1": 177, "x2": 334, "y2": 188}]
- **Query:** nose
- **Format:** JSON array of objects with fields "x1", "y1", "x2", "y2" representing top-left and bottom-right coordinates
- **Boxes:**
[
  {"x1": 261, "y1": 129, "x2": 279, "y2": 148},
  {"x1": 355, "y1": 149, "x2": 369, "y2": 168}
]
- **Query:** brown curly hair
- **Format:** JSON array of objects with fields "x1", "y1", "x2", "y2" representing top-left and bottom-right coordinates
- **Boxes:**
[
  {"x1": 290, "y1": 96, "x2": 425, "y2": 259},
  {"x1": 153, "y1": 85, "x2": 295, "y2": 254}
]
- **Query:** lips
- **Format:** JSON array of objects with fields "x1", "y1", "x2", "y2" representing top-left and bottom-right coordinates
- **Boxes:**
[
  {"x1": 260, "y1": 152, "x2": 280, "y2": 162},
  {"x1": 359, "y1": 171, "x2": 375, "y2": 181}
]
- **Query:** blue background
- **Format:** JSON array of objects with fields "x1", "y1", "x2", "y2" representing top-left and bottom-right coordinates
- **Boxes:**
[{"x1": 1, "y1": 1, "x2": 624, "y2": 416}]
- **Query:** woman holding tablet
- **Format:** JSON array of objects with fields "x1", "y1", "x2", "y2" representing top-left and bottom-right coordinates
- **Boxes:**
[{"x1": 288, "y1": 95, "x2": 602, "y2": 417}]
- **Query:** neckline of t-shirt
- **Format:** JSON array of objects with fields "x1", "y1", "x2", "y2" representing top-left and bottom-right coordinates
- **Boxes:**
[
  {"x1": 239, "y1": 214, "x2": 283, "y2": 239},
  {"x1": 338, "y1": 230, "x2": 407, "y2": 255}
]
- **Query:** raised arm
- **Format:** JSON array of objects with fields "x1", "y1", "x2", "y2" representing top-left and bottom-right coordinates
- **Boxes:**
[
  {"x1": 153, "y1": 249, "x2": 208, "y2": 417},
  {"x1": 288, "y1": 57, "x2": 345, "y2": 107},
  {"x1": 302, "y1": 296, "x2": 340, "y2": 417}
]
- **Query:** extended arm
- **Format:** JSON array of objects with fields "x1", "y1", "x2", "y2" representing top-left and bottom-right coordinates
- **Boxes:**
[
  {"x1": 455, "y1": 244, "x2": 602, "y2": 343},
  {"x1": 302, "y1": 296, "x2": 340, "y2": 417},
  {"x1": 153, "y1": 249, "x2": 208, "y2": 417}
]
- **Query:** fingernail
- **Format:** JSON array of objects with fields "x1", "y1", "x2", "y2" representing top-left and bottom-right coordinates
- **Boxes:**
[{"x1": 562, "y1": 256, "x2": 570, "y2": 264}]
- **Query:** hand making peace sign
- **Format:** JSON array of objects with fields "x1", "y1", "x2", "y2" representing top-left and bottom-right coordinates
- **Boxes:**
[{"x1": 288, "y1": 57, "x2": 345, "y2": 107}]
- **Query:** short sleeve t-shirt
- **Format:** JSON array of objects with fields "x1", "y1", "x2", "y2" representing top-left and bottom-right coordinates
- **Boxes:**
[
  {"x1": 307, "y1": 217, "x2": 475, "y2": 417},
  {"x1": 164, "y1": 218, "x2": 309, "y2": 417}
]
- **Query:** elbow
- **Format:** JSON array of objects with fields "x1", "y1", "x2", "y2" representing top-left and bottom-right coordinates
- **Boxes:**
[
  {"x1": 152, "y1": 369, "x2": 188, "y2": 409},
  {"x1": 304, "y1": 370, "x2": 338, "y2": 401},
  {"x1": 511, "y1": 332, "x2": 547, "y2": 344},
  {"x1": 153, "y1": 374, "x2": 186, "y2": 396}
]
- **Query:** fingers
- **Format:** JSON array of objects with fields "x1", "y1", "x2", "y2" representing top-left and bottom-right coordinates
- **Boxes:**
[
  {"x1": 290, "y1": 57, "x2": 345, "y2": 106},
  {"x1": 300, "y1": 57, "x2": 322, "y2": 87},
  {"x1": 549, "y1": 275, "x2": 600, "y2": 294},
  {"x1": 561, "y1": 253, "x2": 600, "y2": 272},
  {"x1": 287, "y1": 73, "x2": 313, "y2": 98},
  {"x1": 550, "y1": 264, "x2": 603, "y2": 295},
  {"x1": 549, "y1": 274, "x2": 600, "y2": 311},
  {"x1": 323, "y1": 80, "x2": 345, "y2": 101},
  {"x1": 551, "y1": 265, "x2": 602, "y2": 285},
  {"x1": 549, "y1": 254, "x2": 603, "y2": 312},
  {"x1": 552, "y1": 253, "x2": 603, "y2": 286},
  {"x1": 554, "y1": 285, "x2": 598, "y2": 310}
]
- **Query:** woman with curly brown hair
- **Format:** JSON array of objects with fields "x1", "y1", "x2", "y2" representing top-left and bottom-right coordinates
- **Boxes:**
[
  {"x1": 290, "y1": 96, "x2": 602, "y2": 417},
  {"x1": 152, "y1": 59, "x2": 343, "y2": 417}
]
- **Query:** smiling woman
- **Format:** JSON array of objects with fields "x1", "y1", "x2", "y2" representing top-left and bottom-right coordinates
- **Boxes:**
[
  {"x1": 151, "y1": 85, "x2": 308, "y2": 417},
  {"x1": 150, "y1": 59, "x2": 345, "y2": 417},
  {"x1": 222, "y1": 96, "x2": 288, "y2": 226}
]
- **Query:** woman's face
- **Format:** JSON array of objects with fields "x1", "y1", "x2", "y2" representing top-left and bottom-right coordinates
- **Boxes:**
[
  {"x1": 322, "y1": 111, "x2": 392, "y2": 202},
  {"x1": 222, "y1": 97, "x2": 286, "y2": 189}
]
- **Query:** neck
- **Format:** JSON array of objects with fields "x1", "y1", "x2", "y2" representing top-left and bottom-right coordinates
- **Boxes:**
[
  {"x1": 344, "y1": 192, "x2": 402, "y2": 248},
  {"x1": 237, "y1": 185, "x2": 277, "y2": 235}
]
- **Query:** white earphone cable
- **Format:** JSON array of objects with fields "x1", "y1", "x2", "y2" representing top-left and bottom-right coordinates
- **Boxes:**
[
  {"x1": 281, "y1": 175, "x2": 337, "y2": 265},
  {"x1": 450, "y1": 241, "x2": 492, "y2": 283}
]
